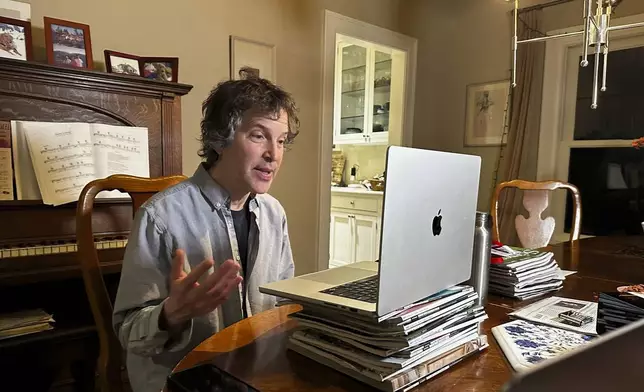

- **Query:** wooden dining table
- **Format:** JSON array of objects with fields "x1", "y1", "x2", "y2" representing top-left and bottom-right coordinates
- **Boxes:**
[{"x1": 170, "y1": 235, "x2": 644, "y2": 391}]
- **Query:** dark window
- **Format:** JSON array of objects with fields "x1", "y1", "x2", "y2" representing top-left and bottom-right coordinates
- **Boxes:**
[{"x1": 565, "y1": 46, "x2": 644, "y2": 235}]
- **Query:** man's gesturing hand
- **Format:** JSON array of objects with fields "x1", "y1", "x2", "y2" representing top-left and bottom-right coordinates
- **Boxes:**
[{"x1": 161, "y1": 249, "x2": 242, "y2": 331}]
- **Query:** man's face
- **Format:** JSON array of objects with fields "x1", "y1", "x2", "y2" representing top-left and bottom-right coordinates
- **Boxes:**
[{"x1": 217, "y1": 109, "x2": 289, "y2": 195}]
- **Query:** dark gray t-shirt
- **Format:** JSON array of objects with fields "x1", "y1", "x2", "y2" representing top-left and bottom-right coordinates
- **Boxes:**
[{"x1": 231, "y1": 200, "x2": 250, "y2": 317}]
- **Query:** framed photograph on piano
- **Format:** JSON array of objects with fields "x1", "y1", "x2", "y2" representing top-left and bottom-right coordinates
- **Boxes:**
[
  {"x1": 0, "y1": 15, "x2": 33, "y2": 61},
  {"x1": 44, "y1": 16, "x2": 93, "y2": 70}
]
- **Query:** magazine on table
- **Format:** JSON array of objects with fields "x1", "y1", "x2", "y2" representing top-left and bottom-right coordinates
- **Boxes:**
[
  {"x1": 492, "y1": 319, "x2": 595, "y2": 372},
  {"x1": 288, "y1": 331, "x2": 486, "y2": 386},
  {"x1": 510, "y1": 296, "x2": 598, "y2": 335},
  {"x1": 290, "y1": 306, "x2": 487, "y2": 350},
  {"x1": 491, "y1": 248, "x2": 555, "y2": 271},
  {"x1": 290, "y1": 324, "x2": 479, "y2": 371},
  {"x1": 295, "y1": 292, "x2": 478, "y2": 335}
]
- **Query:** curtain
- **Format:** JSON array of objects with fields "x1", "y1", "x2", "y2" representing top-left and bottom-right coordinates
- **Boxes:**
[{"x1": 496, "y1": 9, "x2": 546, "y2": 246}]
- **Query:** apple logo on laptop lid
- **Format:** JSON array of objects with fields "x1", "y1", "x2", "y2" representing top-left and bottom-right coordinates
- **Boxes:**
[{"x1": 432, "y1": 209, "x2": 442, "y2": 236}]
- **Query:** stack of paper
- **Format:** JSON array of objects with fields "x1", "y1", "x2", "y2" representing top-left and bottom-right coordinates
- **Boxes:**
[
  {"x1": 488, "y1": 245, "x2": 564, "y2": 300},
  {"x1": 285, "y1": 285, "x2": 489, "y2": 392},
  {"x1": 598, "y1": 286, "x2": 644, "y2": 334},
  {"x1": 0, "y1": 309, "x2": 54, "y2": 340}
]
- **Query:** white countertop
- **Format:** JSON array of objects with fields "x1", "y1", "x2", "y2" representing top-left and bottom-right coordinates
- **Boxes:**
[{"x1": 331, "y1": 186, "x2": 384, "y2": 196}]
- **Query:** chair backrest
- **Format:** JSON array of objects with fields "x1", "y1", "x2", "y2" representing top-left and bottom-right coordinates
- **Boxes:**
[
  {"x1": 491, "y1": 179, "x2": 582, "y2": 248},
  {"x1": 76, "y1": 174, "x2": 187, "y2": 392}
]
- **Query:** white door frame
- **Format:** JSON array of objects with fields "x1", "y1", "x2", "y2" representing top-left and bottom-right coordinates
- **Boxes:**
[
  {"x1": 316, "y1": 10, "x2": 418, "y2": 272},
  {"x1": 537, "y1": 13, "x2": 644, "y2": 240}
]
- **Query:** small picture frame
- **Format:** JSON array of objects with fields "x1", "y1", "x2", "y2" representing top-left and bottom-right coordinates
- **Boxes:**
[
  {"x1": 0, "y1": 16, "x2": 32, "y2": 61},
  {"x1": 104, "y1": 50, "x2": 141, "y2": 76},
  {"x1": 140, "y1": 57, "x2": 178, "y2": 82},
  {"x1": 464, "y1": 80, "x2": 511, "y2": 147},
  {"x1": 229, "y1": 35, "x2": 275, "y2": 82},
  {"x1": 44, "y1": 17, "x2": 93, "y2": 69}
]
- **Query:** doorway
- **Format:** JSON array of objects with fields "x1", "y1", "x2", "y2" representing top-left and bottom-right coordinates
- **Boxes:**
[{"x1": 317, "y1": 11, "x2": 418, "y2": 271}]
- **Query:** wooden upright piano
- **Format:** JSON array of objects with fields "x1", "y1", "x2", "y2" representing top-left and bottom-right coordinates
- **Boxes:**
[{"x1": 0, "y1": 58, "x2": 193, "y2": 391}]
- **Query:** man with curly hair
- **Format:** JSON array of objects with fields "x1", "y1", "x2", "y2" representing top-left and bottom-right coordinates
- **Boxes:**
[{"x1": 112, "y1": 68, "x2": 300, "y2": 392}]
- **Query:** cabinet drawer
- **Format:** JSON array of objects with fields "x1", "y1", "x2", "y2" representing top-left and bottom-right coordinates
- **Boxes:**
[{"x1": 331, "y1": 194, "x2": 380, "y2": 213}]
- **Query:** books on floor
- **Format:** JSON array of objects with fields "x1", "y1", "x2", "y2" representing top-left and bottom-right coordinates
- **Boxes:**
[
  {"x1": 285, "y1": 285, "x2": 489, "y2": 391},
  {"x1": 0, "y1": 308, "x2": 54, "y2": 340},
  {"x1": 598, "y1": 285, "x2": 644, "y2": 334},
  {"x1": 489, "y1": 244, "x2": 565, "y2": 300}
]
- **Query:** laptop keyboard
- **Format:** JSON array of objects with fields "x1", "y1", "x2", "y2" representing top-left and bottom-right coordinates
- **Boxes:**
[{"x1": 320, "y1": 275, "x2": 378, "y2": 303}]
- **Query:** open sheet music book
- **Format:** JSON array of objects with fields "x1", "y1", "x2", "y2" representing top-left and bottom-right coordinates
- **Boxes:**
[{"x1": 11, "y1": 120, "x2": 150, "y2": 206}]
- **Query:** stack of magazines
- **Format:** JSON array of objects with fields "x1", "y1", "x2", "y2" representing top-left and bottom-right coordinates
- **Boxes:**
[
  {"x1": 598, "y1": 285, "x2": 644, "y2": 334},
  {"x1": 285, "y1": 285, "x2": 489, "y2": 392},
  {"x1": 488, "y1": 244, "x2": 565, "y2": 300}
]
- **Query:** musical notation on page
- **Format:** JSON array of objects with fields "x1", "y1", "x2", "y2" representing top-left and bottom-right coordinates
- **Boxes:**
[
  {"x1": 91, "y1": 124, "x2": 150, "y2": 189},
  {"x1": 22, "y1": 122, "x2": 95, "y2": 206},
  {"x1": 13, "y1": 121, "x2": 150, "y2": 206}
]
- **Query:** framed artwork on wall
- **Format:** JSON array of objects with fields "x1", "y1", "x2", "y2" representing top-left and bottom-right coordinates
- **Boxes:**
[
  {"x1": 229, "y1": 35, "x2": 275, "y2": 82},
  {"x1": 464, "y1": 80, "x2": 510, "y2": 147},
  {"x1": 0, "y1": 15, "x2": 32, "y2": 61},
  {"x1": 44, "y1": 17, "x2": 93, "y2": 69}
]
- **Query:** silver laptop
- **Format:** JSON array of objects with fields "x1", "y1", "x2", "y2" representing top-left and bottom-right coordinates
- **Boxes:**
[
  {"x1": 259, "y1": 146, "x2": 481, "y2": 317},
  {"x1": 503, "y1": 317, "x2": 644, "y2": 391}
]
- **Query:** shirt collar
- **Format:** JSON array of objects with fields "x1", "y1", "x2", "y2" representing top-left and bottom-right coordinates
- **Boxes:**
[{"x1": 191, "y1": 163, "x2": 259, "y2": 212}]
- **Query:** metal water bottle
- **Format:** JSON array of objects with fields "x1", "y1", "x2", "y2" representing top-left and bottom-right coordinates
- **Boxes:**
[{"x1": 469, "y1": 211, "x2": 492, "y2": 307}]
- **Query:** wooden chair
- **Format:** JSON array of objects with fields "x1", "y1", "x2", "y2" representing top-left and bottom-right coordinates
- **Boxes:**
[
  {"x1": 76, "y1": 174, "x2": 187, "y2": 392},
  {"x1": 491, "y1": 179, "x2": 582, "y2": 248}
]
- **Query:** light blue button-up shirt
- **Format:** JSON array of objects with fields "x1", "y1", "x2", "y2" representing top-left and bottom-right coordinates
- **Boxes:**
[{"x1": 112, "y1": 163, "x2": 295, "y2": 392}]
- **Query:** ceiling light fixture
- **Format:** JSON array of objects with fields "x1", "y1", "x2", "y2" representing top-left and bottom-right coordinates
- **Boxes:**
[{"x1": 512, "y1": 0, "x2": 644, "y2": 109}]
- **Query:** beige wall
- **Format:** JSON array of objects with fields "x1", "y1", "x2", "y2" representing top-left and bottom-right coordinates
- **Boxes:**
[
  {"x1": 400, "y1": 0, "x2": 644, "y2": 212},
  {"x1": 24, "y1": 0, "x2": 403, "y2": 275}
]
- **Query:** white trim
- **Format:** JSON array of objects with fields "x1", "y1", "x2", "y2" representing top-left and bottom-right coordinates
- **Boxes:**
[
  {"x1": 537, "y1": 12, "x2": 644, "y2": 240},
  {"x1": 316, "y1": 10, "x2": 418, "y2": 272}
]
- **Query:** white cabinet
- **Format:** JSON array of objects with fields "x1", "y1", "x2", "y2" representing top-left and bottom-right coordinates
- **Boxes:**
[
  {"x1": 329, "y1": 191, "x2": 383, "y2": 268},
  {"x1": 330, "y1": 212, "x2": 353, "y2": 267},
  {"x1": 333, "y1": 36, "x2": 406, "y2": 146},
  {"x1": 353, "y1": 214, "x2": 380, "y2": 264}
]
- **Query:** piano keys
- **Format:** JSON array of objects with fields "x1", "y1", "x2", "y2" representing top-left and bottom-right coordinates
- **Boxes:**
[{"x1": 0, "y1": 237, "x2": 128, "y2": 259}]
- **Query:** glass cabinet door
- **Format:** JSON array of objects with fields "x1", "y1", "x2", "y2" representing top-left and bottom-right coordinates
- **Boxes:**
[
  {"x1": 339, "y1": 44, "x2": 367, "y2": 138},
  {"x1": 371, "y1": 50, "x2": 392, "y2": 141}
]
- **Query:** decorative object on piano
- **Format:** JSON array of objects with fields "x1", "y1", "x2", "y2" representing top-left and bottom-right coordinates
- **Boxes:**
[
  {"x1": 229, "y1": 35, "x2": 276, "y2": 83},
  {"x1": 0, "y1": 15, "x2": 32, "y2": 61},
  {"x1": 44, "y1": 16, "x2": 93, "y2": 69},
  {"x1": 0, "y1": 120, "x2": 13, "y2": 200},
  {"x1": 464, "y1": 79, "x2": 510, "y2": 147},
  {"x1": 141, "y1": 56, "x2": 178, "y2": 82},
  {"x1": 0, "y1": 0, "x2": 31, "y2": 21},
  {"x1": 11, "y1": 120, "x2": 150, "y2": 205},
  {"x1": 104, "y1": 49, "x2": 141, "y2": 76}
]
